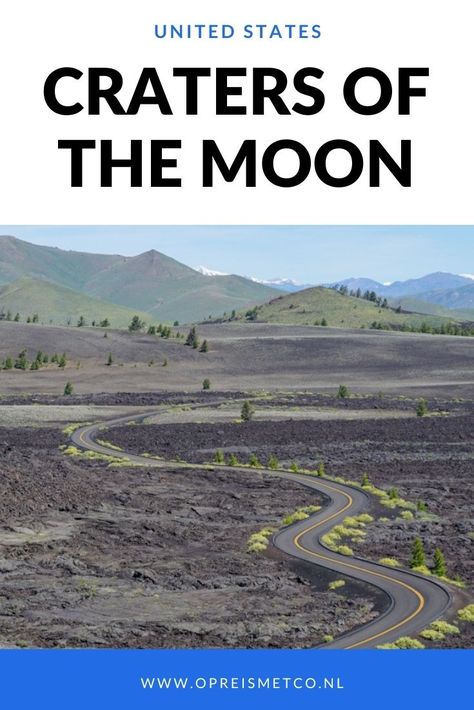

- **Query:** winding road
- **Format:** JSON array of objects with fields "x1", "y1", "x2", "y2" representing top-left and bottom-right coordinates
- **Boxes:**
[{"x1": 70, "y1": 404, "x2": 452, "y2": 649}]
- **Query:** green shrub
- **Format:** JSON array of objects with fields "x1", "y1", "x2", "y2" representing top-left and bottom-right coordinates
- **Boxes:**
[
  {"x1": 378, "y1": 636, "x2": 425, "y2": 650},
  {"x1": 268, "y1": 455, "x2": 279, "y2": 470},
  {"x1": 227, "y1": 453, "x2": 239, "y2": 466},
  {"x1": 337, "y1": 384, "x2": 349, "y2": 399},
  {"x1": 419, "y1": 629, "x2": 445, "y2": 641},
  {"x1": 63, "y1": 382, "x2": 74, "y2": 396},
  {"x1": 214, "y1": 450, "x2": 225, "y2": 464},
  {"x1": 458, "y1": 604, "x2": 474, "y2": 622},
  {"x1": 282, "y1": 510, "x2": 309, "y2": 526},
  {"x1": 400, "y1": 511, "x2": 414, "y2": 521},
  {"x1": 336, "y1": 545, "x2": 353, "y2": 556},
  {"x1": 202, "y1": 378, "x2": 211, "y2": 390},
  {"x1": 321, "y1": 634, "x2": 334, "y2": 644},
  {"x1": 248, "y1": 453, "x2": 262, "y2": 468},
  {"x1": 247, "y1": 541, "x2": 267, "y2": 553},
  {"x1": 430, "y1": 620, "x2": 459, "y2": 635},
  {"x1": 378, "y1": 557, "x2": 401, "y2": 567},
  {"x1": 289, "y1": 462, "x2": 299, "y2": 473},
  {"x1": 328, "y1": 580, "x2": 345, "y2": 591}
]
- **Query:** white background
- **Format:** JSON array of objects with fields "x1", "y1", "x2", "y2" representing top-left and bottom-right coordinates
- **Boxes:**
[{"x1": 0, "y1": 0, "x2": 472, "y2": 224}]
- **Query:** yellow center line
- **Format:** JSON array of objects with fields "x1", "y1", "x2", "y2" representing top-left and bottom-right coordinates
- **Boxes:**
[{"x1": 292, "y1": 478, "x2": 425, "y2": 648}]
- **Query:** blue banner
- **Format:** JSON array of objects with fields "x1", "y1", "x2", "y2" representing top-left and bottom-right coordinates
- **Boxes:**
[{"x1": 0, "y1": 649, "x2": 471, "y2": 709}]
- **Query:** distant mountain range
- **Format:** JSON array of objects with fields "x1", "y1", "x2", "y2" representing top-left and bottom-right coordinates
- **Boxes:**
[
  {"x1": 197, "y1": 266, "x2": 474, "y2": 311},
  {"x1": 0, "y1": 236, "x2": 278, "y2": 325},
  {"x1": 195, "y1": 267, "x2": 314, "y2": 293},
  {"x1": 0, "y1": 235, "x2": 472, "y2": 327}
]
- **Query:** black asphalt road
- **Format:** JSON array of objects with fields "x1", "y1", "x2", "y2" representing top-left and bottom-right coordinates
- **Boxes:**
[{"x1": 70, "y1": 405, "x2": 452, "y2": 649}]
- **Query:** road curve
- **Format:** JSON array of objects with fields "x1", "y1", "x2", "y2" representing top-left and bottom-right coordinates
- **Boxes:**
[{"x1": 70, "y1": 406, "x2": 452, "y2": 649}]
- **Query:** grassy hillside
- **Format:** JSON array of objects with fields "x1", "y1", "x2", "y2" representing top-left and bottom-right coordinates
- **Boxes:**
[
  {"x1": 0, "y1": 235, "x2": 122, "y2": 290},
  {"x1": 0, "y1": 277, "x2": 151, "y2": 328},
  {"x1": 0, "y1": 237, "x2": 279, "y2": 323},
  {"x1": 249, "y1": 287, "x2": 468, "y2": 330}
]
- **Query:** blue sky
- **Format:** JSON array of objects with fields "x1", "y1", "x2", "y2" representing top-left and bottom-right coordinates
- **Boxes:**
[{"x1": 0, "y1": 225, "x2": 473, "y2": 283}]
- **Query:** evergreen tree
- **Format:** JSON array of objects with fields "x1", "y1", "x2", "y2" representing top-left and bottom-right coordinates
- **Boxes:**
[
  {"x1": 77, "y1": 315, "x2": 86, "y2": 327},
  {"x1": 185, "y1": 326, "x2": 198, "y2": 347},
  {"x1": 58, "y1": 353, "x2": 67, "y2": 368},
  {"x1": 268, "y1": 455, "x2": 279, "y2": 470},
  {"x1": 321, "y1": 317, "x2": 328, "y2": 326},
  {"x1": 128, "y1": 315, "x2": 145, "y2": 332},
  {"x1": 214, "y1": 450, "x2": 225, "y2": 464},
  {"x1": 410, "y1": 537, "x2": 426, "y2": 568},
  {"x1": 361, "y1": 472, "x2": 370, "y2": 486},
  {"x1": 3, "y1": 356, "x2": 13, "y2": 370},
  {"x1": 106, "y1": 352, "x2": 113, "y2": 366},
  {"x1": 100, "y1": 318, "x2": 110, "y2": 328},
  {"x1": 14, "y1": 350, "x2": 28, "y2": 370},
  {"x1": 199, "y1": 339, "x2": 209, "y2": 352},
  {"x1": 227, "y1": 453, "x2": 238, "y2": 466},
  {"x1": 318, "y1": 461, "x2": 325, "y2": 477},
  {"x1": 416, "y1": 398, "x2": 428, "y2": 417},
  {"x1": 241, "y1": 400, "x2": 254, "y2": 422},
  {"x1": 202, "y1": 378, "x2": 211, "y2": 390},
  {"x1": 337, "y1": 384, "x2": 349, "y2": 399},
  {"x1": 13, "y1": 313, "x2": 20, "y2": 322},
  {"x1": 432, "y1": 548, "x2": 447, "y2": 577},
  {"x1": 63, "y1": 382, "x2": 74, "y2": 396}
]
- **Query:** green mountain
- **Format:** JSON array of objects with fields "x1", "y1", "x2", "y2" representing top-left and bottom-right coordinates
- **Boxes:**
[
  {"x1": 0, "y1": 277, "x2": 150, "y2": 328},
  {"x1": 0, "y1": 236, "x2": 279, "y2": 323},
  {"x1": 389, "y1": 296, "x2": 474, "y2": 322},
  {"x1": 249, "y1": 286, "x2": 469, "y2": 330}
]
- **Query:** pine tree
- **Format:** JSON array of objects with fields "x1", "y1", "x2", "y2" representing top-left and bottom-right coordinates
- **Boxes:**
[
  {"x1": 241, "y1": 400, "x2": 254, "y2": 422},
  {"x1": 410, "y1": 537, "x2": 426, "y2": 569},
  {"x1": 361, "y1": 472, "x2": 370, "y2": 486},
  {"x1": 128, "y1": 315, "x2": 145, "y2": 332},
  {"x1": 416, "y1": 398, "x2": 428, "y2": 417},
  {"x1": 202, "y1": 378, "x2": 211, "y2": 390},
  {"x1": 199, "y1": 339, "x2": 209, "y2": 352},
  {"x1": 214, "y1": 450, "x2": 225, "y2": 464},
  {"x1": 13, "y1": 313, "x2": 20, "y2": 322},
  {"x1": 77, "y1": 315, "x2": 86, "y2": 327},
  {"x1": 106, "y1": 352, "x2": 113, "y2": 366},
  {"x1": 63, "y1": 382, "x2": 74, "y2": 396},
  {"x1": 268, "y1": 455, "x2": 279, "y2": 470},
  {"x1": 185, "y1": 326, "x2": 198, "y2": 347},
  {"x1": 248, "y1": 453, "x2": 261, "y2": 468},
  {"x1": 337, "y1": 384, "x2": 349, "y2": 399},
  {"x1": 432, "y1": 548, "x2": 447, "y2": 577},
  {"x1": 318, "y1": 461, "x2": 325, "y2": 477},
  {"x1": 227, "y1": 453, "x2": 238, "y2": 466},
  {"x1": 3, "y1": 356, "x2": 13, "y2": 370},
  {"x1": 58, "y1": 353, "x2": 67, "y2": 368}
]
